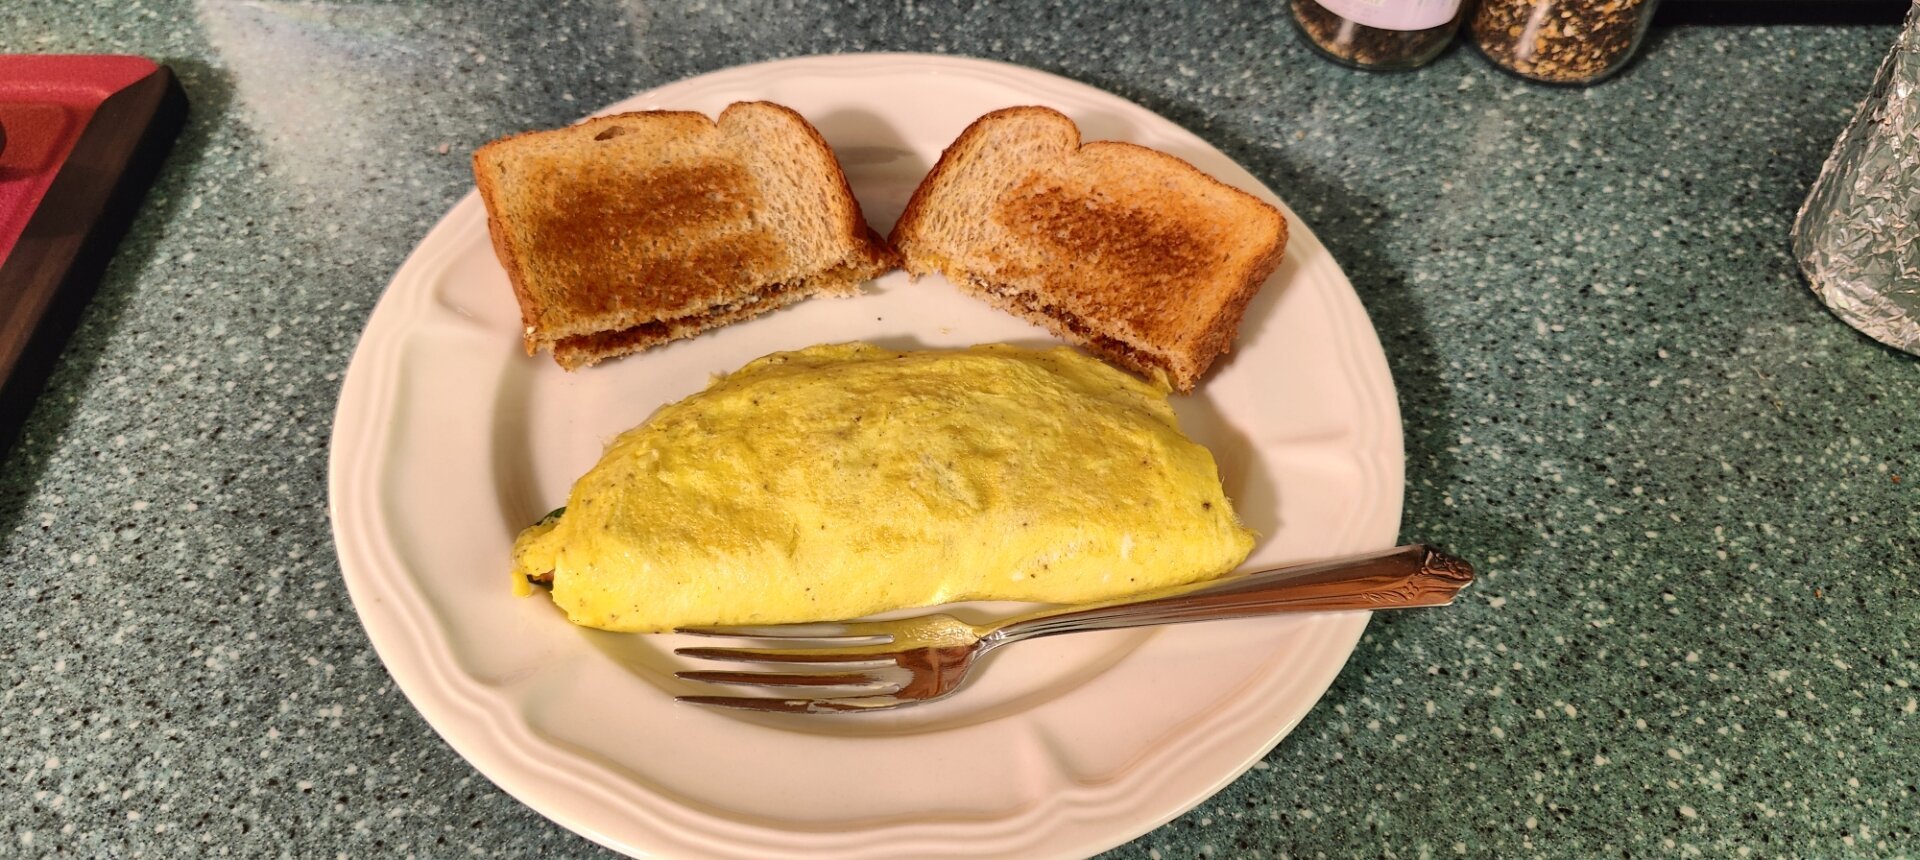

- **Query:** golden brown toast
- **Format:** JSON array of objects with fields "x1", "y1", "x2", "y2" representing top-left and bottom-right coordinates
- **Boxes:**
[
  {"x1": 473, "y1": 101, "x2": 899, "y2": 368},
  {"x1": 889, "y1": 106, "x2": 1288, "y2": 392}
]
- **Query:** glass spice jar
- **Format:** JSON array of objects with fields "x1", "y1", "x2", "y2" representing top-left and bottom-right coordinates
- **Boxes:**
[
  {"x1": 1470, "y1": 0, "x2": 1663, "y2": 85},
  {"x1": 1290, "y1": 0, "x2": 1467, "y2": 71}
]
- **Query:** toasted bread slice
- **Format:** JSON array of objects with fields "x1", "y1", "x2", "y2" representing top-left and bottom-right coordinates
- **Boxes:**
[
  {"x1": 889, "y1": 107, "x2": 1287, "y2": 392},
  {"x1": 473, "y1": 101, "x2": 899, "y2": 368}
]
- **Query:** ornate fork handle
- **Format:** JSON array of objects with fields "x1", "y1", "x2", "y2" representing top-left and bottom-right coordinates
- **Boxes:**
[{"x1": 991, "y1": 545, "x2": 1474, "y2": 645}]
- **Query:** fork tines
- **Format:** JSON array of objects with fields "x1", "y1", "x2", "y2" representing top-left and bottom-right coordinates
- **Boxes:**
[
  {"x1": 673, "y1": 694, "x2": 914, "y2": 714},
  {"x1": 676, "y1": 668, "x2": 892, "y2": 688},
  {"x1": 674, "y1": 622, "x2": 895, "y2": 641},
  {"x1": 673, "y1": 624, "x2": 913, "y2": 711}
]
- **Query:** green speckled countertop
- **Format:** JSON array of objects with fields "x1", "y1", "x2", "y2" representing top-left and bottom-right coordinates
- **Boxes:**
[{"x1": 4, "y1": 2, "x2": 1916, "y2": 857}]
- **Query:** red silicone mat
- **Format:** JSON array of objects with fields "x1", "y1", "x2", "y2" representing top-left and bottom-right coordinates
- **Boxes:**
[
  {"x1": 0, "y1": 55, "x2": 160, "y2": 263},
  {"x1": 0, "y1": 55, "x2": 185, "y2": 450}
]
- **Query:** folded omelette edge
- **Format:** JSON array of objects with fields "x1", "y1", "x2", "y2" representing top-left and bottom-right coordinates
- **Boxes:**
[{"x1": 511, "y1": 342, "x2": 1256, "y2": 633}]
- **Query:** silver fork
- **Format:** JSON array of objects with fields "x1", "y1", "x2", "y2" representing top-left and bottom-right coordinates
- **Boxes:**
[{"x1": 674, "y1": 544, "x2": 1474, "y2": 713}]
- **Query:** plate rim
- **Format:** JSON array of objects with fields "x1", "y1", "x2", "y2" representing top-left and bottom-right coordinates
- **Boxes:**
[{"x1": 327, "y1": 51, "x2": 1403, "y2": 860}]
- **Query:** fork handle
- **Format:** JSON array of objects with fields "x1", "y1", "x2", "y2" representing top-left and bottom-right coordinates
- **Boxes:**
[{"x1": 990, "y1": 545, "x2": 1474, "y2": 644}]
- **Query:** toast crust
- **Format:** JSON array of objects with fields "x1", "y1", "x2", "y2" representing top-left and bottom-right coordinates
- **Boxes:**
[
  {"x1": 473, "y1": 102, "x2": 899, "y2": 365},
  {"x1": 550, "y1": 234, "x2": 894, "y2": 369},
  {"x1": 890, "y1": 106, "x2": 1287, "y2": 392}
]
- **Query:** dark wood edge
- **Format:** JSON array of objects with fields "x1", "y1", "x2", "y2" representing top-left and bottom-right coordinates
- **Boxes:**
[{"x1": 0, "y1": 65, "x2": 189, "y2": 452}]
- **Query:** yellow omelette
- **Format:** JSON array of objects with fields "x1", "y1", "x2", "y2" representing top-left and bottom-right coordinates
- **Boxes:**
[{"x1": 512, "y1": 343, "x2": 1254, "y2": 632}]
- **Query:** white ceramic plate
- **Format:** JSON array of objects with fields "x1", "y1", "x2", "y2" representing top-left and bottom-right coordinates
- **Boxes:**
[{"x1": 328, "y1": 53, "x2": 1402, "y2": 860}]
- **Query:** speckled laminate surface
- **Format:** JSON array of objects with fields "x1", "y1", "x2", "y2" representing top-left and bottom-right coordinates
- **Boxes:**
[{"x1": 2, "y1": 2, "x2": 1916, "y2": 857}]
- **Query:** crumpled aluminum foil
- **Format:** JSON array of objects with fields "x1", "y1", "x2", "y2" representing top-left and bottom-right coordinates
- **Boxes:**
[{"x1": 1793, "y1": 6, "x2": 1920, "y2": 356}]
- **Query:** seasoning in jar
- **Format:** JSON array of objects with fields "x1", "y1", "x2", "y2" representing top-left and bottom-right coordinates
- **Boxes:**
[
  {"x1": 1470, "y1": 0, "x2": 1663, "y2": 84},
  {"x1": 1290, "y1": 0, "x2": 1466, "y2": 71}
]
